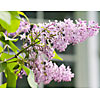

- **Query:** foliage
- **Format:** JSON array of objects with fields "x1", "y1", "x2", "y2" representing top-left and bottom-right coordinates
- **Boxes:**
[
  {"x1": 0, "y1": 11, "x2": 20, "y2": 33},
  {"x1": 0, "y1": 11, "x2": 36, "y2": 88}
]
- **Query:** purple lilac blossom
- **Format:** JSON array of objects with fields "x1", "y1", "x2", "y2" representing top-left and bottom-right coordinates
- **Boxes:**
[
  {"x1": 13, "y1": 18, "x2": 100, "y2": 85},
  {"x1": 27, "y1": 52, "x2": 74, "y2": 84}
]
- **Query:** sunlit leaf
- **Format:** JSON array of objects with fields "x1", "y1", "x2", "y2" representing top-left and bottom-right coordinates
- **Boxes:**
[
  {"x1": 35, "y1": 39, "x2": 40, "y2": 44},
  {"x1": 0, "y1": 83, "x2": 7, "y2": 88},
  {"x1": 0, "y1": 32, "x2": 20, "y2": 53},
  {"x1": 0, "y1": 46, "x2": 3, "y2": 53},
  {"x1": 7, "y1": 62, "x2": 18, "y2": 71},
  {"x1": 20, "y1": 65, "x2": 30, "y2": 75},
  {"x1": 53, "y1": 50, "x2": 63, "y2": 61},
  {"x1": 0, "y1": 11, "x2": 21, "y2": 33},
  {"x1": 0, "y1": 12, "x2": 11, "y2": 25},
  {"x1": 17, "y1": 11, "x2": 29, "y2": 22},
  {"x1": 0, "y1": 53, "x2": 17, "y2": 62},
  {"x1": 6, "y1": 68, "x2": 17, "y2": 88}
]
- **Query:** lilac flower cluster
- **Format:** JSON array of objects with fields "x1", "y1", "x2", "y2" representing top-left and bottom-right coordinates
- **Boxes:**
[
  {"x1": 13, "y1": 18, "x2": 100, "y2": 85},
  {"x1": 27, "y1": 51, "x2": 74, "y2": 84},
  {"x1": 22, "y1": 18, "x2": 100, "y2": 54}
]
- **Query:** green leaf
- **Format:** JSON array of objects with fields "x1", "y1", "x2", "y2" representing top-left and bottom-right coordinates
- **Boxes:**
[
  {"x1": 35, "y1": 39, "x2": 40, "y2": 44},
  {"x1": 20, "y1": 65, "x2": 30, "y2": 75},
  {"x1": 19, "y1": 64, "x2": 38, "y2": 88},
  {"x1": 17, "y1": 11, "x2": 29, "y2": 22},
  {"x1": 6, "y1": 68, "x2": 17, "y2": 88},
  {"x1": 7, "y1": 40, "x2": 19, "y2": 53},
  {"x1": 0, "y1": 46, "x2": 3, "y2": 53},
  {"x1": 0, "y1": 53, "x2": 17, "y2": 62},
  {"x1": 53, "y1": 50, "x2": 63, "y2": 61},
  {"x1": 27, "y1": 70, "x2": 38, "y2": 88},
  {"x1": 7, "y1": 62, "x2": 18, "y2": 71},
  {"x1": 0, "y1": 32, "x2": 20, "y2": 53},
  {"x1": 0, "y1": 53, "x2": 18, "y2": 77},
  {"x1": 0, "y1": 11, "x2": 21, "y2": 33},
  {"x1": 13, "y1": 64, "x2": 19, "y2": 70},
  {"x1": 0, "y1": 25, "x2": 5, "y2": 32},
  {"x1": 0, "y1": 53, "x2": 18, "y2": 71},
  {"x1": 0, "y1": 83, "x2": 7, "y2": 88},
  {"x1": 0, "y1": 62, "x2": 7, "y2": 72},
  {"x1": 0, "y1": 12, "x2": 11, "y2": 25}
]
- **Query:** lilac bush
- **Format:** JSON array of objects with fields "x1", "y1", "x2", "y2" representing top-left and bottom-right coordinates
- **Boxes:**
[
  {"x1": 4, "y1": 18, "x2": 100, "y2": 85},
  {"x1": 0, "y1": 11, "x2": 100, "y2": 88}
]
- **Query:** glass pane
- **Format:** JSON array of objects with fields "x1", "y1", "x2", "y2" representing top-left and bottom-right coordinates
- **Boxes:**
[
  {"x1": 55, "y1": 44, "x2": 75, "y2": 55},
  {"x1": 98, "y1": 11, "x2": 100, "y2": 58},
  {"x1": 22, "y1": 11, "x2": 37, "y2": 18},
  {"x1": 44, "y1": 11, "x2": 74, "y2": 21},
  {"x1": 16, "y1": 76, "x2": 30, "y2": 88}
]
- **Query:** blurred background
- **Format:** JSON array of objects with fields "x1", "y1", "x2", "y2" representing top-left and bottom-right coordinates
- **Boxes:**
[{"x1": 0, "y1": 11, "x2": 100, "y2": 88}]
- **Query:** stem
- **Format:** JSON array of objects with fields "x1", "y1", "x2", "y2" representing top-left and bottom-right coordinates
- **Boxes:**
[
  {"x1": 12, "y1": 29, "x2": 23, "y2": 39},
  {"x1": 7, "y1": 46, "x2": 9, "y2": 54},
  {"x1": 4, "y1": 40, "x2": 40, "y2": 62},
  {"x1": 0, "y1": 33, "x2": 40, "y2": 63},
  {"x1": 16, "y1": 40, "x2": 40, "y2": 56},
  {"x1": 6, "y1": 56, "x2": 16, "y2": 62}
]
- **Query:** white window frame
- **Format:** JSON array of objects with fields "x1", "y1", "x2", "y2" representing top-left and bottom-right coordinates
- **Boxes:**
[{"x1": 74, "y1": 11, "x2": 99, "y2": 88}]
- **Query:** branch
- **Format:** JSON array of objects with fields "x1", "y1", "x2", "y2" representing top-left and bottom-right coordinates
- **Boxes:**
[{"x1": 4, "y1": 40, "x2": 40, "y2": 62}]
